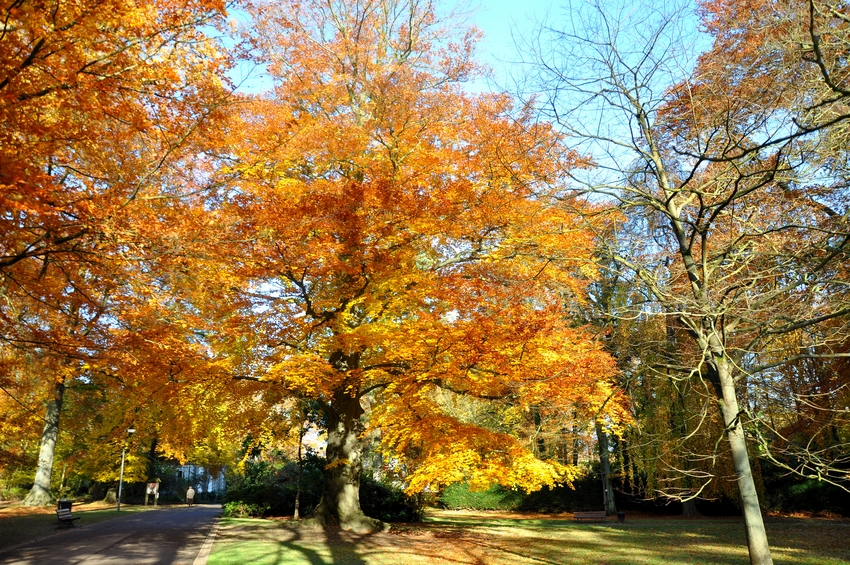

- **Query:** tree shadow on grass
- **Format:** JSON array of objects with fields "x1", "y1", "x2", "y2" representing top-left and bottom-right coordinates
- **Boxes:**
[
  {"x1": 323, "y1": 527, "x2": 371, "y2": 565},
  {"x1": 213, "y1": 515, "x2": 850, "y2": 565},
  {"x1": 450, "y1": 520, "x2": 850, "y2": 565},
  {"x1": 217, "y1": 521, "x2": 373, "y2": 565}
]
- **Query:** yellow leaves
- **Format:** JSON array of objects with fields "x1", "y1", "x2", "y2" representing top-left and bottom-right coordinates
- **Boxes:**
[
  {"x1": 175, "y1": 0, "x2": 635, "y2": 509},
  {"x1": 396, "y1": 419, "x2": 580, "y2": 495},
  {"x1": 325, "y1": 458, "x2": 351, "y2": 470}
]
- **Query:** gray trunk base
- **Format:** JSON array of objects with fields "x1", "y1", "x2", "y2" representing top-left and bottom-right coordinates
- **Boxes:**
[{"x1": 22, "y1": 381, "x2": 64, "y2": 507}]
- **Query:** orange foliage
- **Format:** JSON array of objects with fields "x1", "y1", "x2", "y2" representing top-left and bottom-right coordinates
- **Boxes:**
[
  {"x1": 209, "y1": 0, "x2": 626, "y2": 495},
  {"x1": 0, "y1": 0, "x2": 234, "y2": 472}
]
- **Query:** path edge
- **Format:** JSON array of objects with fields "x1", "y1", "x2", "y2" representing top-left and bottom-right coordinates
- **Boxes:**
[{"x1": 192, "y1": 512, "x2": 222, "y2": 565}]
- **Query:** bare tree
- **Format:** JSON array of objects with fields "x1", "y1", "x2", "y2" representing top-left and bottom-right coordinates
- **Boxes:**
[{"x1": 520, "y1": 1, "x2": 850, "y2": 564}]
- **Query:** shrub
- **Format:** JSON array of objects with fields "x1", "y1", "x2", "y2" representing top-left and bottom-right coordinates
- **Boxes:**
[
  {"x1": 520, "y1": 472, "x2": 604, "y2": 513},
  {"x1": 223, "y1": 501, "x2": 271, "y2": 517},
  {"x1": 0, "y1": 487, "x2": 27, "y2": 502},
  {"x1": 359, "y1": 474, "x2": 423, "y2": 522},
  {"x1": 223, "y1": 454, "x2": 325, "y2": 517},
  {"x1": 438, "y1": 483, "x2": 523, "y2": 511},
  {"x1": 223, "y1": 455, "x2": 423, "y2": 522},
  {"x1": 761, "y1": 461, "x2": 850, "y2": 516}
]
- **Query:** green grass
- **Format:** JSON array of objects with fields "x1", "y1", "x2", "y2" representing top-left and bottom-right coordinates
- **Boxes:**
[
  {"x1": 207, "y1": 510, "x2": 850, "y2": 565},
  {"x1": 0, "y1": 505, "x2": 155, "y2": 551}
]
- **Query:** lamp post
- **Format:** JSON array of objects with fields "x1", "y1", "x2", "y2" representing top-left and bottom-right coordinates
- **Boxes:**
[{"x1": 117, "y1": 427, "x2": 136, "y2": 511}]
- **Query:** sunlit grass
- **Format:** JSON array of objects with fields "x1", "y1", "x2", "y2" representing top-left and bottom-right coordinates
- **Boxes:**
[{"x1": 207, "y1": 510, "x2": 850, "y2": 565}]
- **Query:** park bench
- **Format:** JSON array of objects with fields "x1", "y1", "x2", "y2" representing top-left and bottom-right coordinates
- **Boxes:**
[
  {"x1": 573, "y1": 511, "x2": 607, "y2": 522},
  {"x1": 56, "y1": 505, "x2": 80, "y2": 527}
]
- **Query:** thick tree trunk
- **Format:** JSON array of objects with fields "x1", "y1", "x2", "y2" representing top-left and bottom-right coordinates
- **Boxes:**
[
  {"x1": 595, "y1": 421, "x2": 617, "y2": 515},
  {"x1": 22, "y1": 380, "x2": 65, "y2": 506},
  {"x1": 306, "y1": 352, "x2": 387, "y2": 532},
  {"x1": 307, "y1": 391, "x2": 388, "y2": 532},
  {"x1": 103, "y1": 487, "x2": 118, "y2": 504},
  {"x1": 715, "y1": 354, "x2": 773, "y2": 565}
]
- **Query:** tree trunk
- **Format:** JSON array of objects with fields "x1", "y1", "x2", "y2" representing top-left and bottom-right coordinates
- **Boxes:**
[
  {"x1": 595, "y1": 421, "x2": 618, "y2": 515},
  {"x1": 533, "y1": 406, "x2": 546, "y2": 455},
  {"x1": 294, "y1": 422, "x2": 304, "y2": 520},
  {"x1": 147, "y1": 437, "x2": 158, "y2": 480},
  {"x1": 571, "y1": 411, "x2": 580, "y2": 465},
  {"x1": 103, "y1": 487, "x2": 118, "y2": 504},
  {"x1": 306, "y1": 353, "x2": 387, "y2": 532},
  {"x1": 22, "y1": 380, "x2": 65, "y2": 506},
  {"x1": 682, "y1": 499, "x2": 701, "y2": 517},
  {"x1": 673, "y1": 374, "x2": 701, "y2": 518},
  {"x1": 715, "y1": 354, "x2": 773, "y2": 565}
]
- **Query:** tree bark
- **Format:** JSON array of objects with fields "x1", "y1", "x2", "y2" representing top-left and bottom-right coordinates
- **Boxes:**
[
  {"x1": 147, "y1": 437, "x2": 158, "y2": 480},
  {"x1": 714, "y1": 352, "x2": 774, "y2": 565},
  {"x1": 103, "y1": 487, "x2": 118, "y2": 504},
  {"x1": 571, "y1": 411, "x2": 580, "y2": 466},
  {"x1": 682, "y1": 499, "x2": 701, "y2": 517},
  {"x1": 305, "y1": 351, "x2": 388, "y2": 532},
  {"x1": 595, "y1": 421, "x2": 618, "y2": 515},
  {"x1": 294, "y1": 421, "x2": 304, "y2": 520},
  {"x1": 22, "y1": 379, "x2": 64, "y2": 506},
  {"x1": 533, "y1": 406, "x2": 546, "y2": 455}
]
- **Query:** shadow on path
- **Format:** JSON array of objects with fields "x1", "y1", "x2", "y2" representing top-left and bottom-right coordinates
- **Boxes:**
[{"x1": 0, "y1": 503, "x2": 221, "y2": 565}]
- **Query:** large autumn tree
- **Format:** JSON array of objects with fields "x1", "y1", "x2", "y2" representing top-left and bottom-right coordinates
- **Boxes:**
[
  {"x1": 207, "y1": 0, "x2": 626, "y2": 532},
  {"x1": 0, "y1": 0, "x2": 233, "y2": 504},
  {"x1": 522, "y1": 0, "x2": 850, "y2": 563}
]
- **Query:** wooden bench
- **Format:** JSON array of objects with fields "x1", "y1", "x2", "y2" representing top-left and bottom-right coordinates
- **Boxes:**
[
  {"x1": 573, "y1": 511, "x2": 607, "y2": 521},
  {"x1": 56, "y1": 507, "x2": 80, "y2": 526}
]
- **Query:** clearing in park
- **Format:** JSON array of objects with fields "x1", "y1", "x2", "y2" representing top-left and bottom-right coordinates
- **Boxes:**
[{"x1": 206, "y1": 509, "x2": 850, "y2": 565}]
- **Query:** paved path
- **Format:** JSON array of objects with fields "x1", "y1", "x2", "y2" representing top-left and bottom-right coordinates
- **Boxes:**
[{"x1": 0, "y1": 504, "x2": 221, "y2": 565}]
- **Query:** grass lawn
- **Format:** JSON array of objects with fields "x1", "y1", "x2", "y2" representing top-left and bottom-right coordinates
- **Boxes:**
[
  {"x1": 207, "y1": 509, "x2": 850, "y2": 565},
  {"x1": 0, "y1": 502, "x2": 157, "y2": 551}
]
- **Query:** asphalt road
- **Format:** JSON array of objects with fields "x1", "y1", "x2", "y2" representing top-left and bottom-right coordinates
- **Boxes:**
[{"x1": 0, "y1": 504, "x2": 221, "y2": 565}]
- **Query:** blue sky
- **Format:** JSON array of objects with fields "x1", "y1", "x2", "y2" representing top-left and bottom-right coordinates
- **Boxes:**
[
  {"x1": 471, "y1": 1, "x2": 557, "y2": 69},
  {"x1": 227, "y1": 1, "x2": 705, "y2": 95},
  {"x1": 463, "y1": 0, "x2": 559, "y2": 92}
]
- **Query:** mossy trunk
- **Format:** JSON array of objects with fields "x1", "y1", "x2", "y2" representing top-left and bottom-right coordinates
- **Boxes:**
[
  {"x1": 22, "y1": 380, "x2": 64, "y2": 506},
  {"x1": 103, "y1": 487, "x2": 118, "y2": 504}
]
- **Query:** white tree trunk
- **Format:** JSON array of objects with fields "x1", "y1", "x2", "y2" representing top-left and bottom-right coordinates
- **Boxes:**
[
  {"x1": 22, "y1": 380, "x2": 64, "y2": 506},
  {"x1": 715, "y1": 355, "x2": 773, "y2": 565}
]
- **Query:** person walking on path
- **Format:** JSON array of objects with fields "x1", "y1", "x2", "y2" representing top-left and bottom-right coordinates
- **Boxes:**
[{"x1": 186, "y1": 486, "x2": 195, "y2": 506}]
